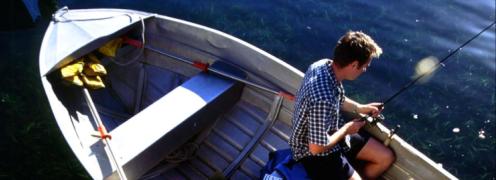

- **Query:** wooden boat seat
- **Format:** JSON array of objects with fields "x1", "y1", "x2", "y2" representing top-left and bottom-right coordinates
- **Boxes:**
[{"x1": 108, "y1": 62, "x2": 245, "y2": 178}]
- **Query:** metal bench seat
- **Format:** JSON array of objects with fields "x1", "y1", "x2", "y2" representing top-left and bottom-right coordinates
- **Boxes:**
[{"x1": 107, "y1": 62, "x2": 245, "y2": 179}]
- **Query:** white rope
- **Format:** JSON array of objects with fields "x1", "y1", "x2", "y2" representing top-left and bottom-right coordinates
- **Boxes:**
[
  {"x1": 111, "y1": 17, "x2": 146, "y2": 66},
  {"x1": 53, "y1": 6, "x2": 146, "y2": 67},
  {"x1": 52, "y1": 7, "x2": 133, "y2": 23}
]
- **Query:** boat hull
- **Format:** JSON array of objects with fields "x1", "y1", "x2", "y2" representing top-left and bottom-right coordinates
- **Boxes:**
[{"x1": 39, "y1": 8, "x2": 457, "y2": 180}]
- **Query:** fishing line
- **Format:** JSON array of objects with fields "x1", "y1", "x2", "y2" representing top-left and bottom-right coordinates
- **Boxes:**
[{"x1": 380, "y1": 21, "x2": 496, "y2": 107}]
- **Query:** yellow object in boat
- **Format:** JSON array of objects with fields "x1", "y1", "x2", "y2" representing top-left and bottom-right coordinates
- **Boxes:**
[
  {"x1": 84, "y1": 54, "x2": 107, "y2": 76},
  {"x1": 60, "y1": 54, "x2": 107, "y2": 89},
  {"x1": 98, "y1": 38, "x2": 123, "y2": 57},
  {"x1": 63, "y1": 75, "x2": 84, "y2": 87},
  {"x1": 60, "y1": 59, "x2": 84, "y2": 78},
  {"x1": 81, "y1": 75, "x2": 105, "y2": 89}
]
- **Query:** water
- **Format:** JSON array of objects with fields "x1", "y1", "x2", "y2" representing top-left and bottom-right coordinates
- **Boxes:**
[{"x1": 1, "y1": 0, "x2": 494, "y2": 179}]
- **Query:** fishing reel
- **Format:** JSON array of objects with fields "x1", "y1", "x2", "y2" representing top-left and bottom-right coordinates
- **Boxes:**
[
  {"x1": 360, "y1": 113, "x2": 402, "y2": 146},
  {"x1": 359, "y1": 113, "x2": 385, "y2": 125}
]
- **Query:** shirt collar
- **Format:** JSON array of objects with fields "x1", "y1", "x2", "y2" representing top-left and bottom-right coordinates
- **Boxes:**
[{"x1": 327, "y1": 59, "x2": 345, "y2": 100}]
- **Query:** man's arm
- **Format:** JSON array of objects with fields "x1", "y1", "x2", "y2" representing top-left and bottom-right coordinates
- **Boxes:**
[
  {"x1": 343, "y1": 96, "x2": 382, "y2": 116},
  {"x1": 307, "y1": 96, "x2": 384, "y2": 155},
  {"x1": 309, "y1": 120, "x2": 365, "y2": 155},
  {"x1": 342, "y1": 96, "x2": 362, "y2": 114}
]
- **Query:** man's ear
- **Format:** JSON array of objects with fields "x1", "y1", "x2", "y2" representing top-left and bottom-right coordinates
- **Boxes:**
[{"x1": 352, "y1": 61, "x2": 360, "y2": 69}]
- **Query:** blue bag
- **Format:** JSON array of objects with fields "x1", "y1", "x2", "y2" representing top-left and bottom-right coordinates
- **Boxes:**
[{"x1": 260, "y1": 149, "x2": 309, "y2": 180}]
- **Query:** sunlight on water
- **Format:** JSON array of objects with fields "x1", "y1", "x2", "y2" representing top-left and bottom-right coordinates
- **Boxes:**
[
  {"x1": 411, "y1": 113, "x2": 418, "y2": 119},
  {"x1": 478, "y1": 129, "x2": 486, "y2": 139},
  {"x1": 413, "y1": 56, "x2": 439, "y2": 83}
]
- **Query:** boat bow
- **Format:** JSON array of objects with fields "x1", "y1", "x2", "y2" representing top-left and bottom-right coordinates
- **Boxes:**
[{"x1": 39, "y1": 7, "x2": 152, "y2": 76}]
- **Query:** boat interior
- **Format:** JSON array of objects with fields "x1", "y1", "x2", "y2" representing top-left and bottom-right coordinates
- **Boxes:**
[
  {"x1": 44, "y1": 14, "x2": 458, "y2": 180},
  {"x1": 46, "y1": 17, "x2": 296, "y2": 179}
]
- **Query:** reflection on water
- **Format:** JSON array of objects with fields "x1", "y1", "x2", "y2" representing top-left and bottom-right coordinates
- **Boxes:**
[
  {"x1": 1, "y1": 0, "x2": 494, "y2": 179},
  {"x1": 413, "y1": 56, "x2": 440, "y2": 84}
]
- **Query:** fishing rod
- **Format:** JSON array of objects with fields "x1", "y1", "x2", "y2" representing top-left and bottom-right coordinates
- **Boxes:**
[
  {"x1": 380, "y1": 21, "x2": 495, "y2": 108},
  {"x1": 360, "y1": 21, "x2": 495, "y2": 124}
]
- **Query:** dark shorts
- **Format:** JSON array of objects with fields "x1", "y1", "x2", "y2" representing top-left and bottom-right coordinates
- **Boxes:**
[
  {"x1": 344, "y1": 130, "x2": 371, "y2": 159},
  {"x1": 299, "y1": 130, "x2": 371, "y2": 180}
]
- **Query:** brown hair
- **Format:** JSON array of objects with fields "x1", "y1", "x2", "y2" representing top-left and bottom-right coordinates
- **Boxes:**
[{"x1": 333, "y1": 31, "x2": 382, "y2": 68}]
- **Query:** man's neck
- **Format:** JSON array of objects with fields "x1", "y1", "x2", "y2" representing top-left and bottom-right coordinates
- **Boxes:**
[{"x1": 331, "y1": 62, "x2": 344, "y2": 82}]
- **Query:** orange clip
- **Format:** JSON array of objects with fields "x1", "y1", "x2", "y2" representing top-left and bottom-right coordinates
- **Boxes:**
[
  {"x1": 192, "y1": 61, "x2": 209, "y2": 72},
  {"x1": 98, "y1": 126, "x2": 112, "y2": 140},
  {"x1": 278, "y1": 92, "x2": 295, "y2": 101},
  {"x1": 122, "y1": 36, "x2": 143, "y2": 48}
]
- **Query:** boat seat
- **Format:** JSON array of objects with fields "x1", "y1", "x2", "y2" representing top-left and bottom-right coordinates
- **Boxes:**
[{"x1": 107, "y1": 61, "x2": 246, "y2": 179}]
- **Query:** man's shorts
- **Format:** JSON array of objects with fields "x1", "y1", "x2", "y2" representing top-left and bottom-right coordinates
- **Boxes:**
[
  {"x1": 299, "y1": 130, "x2": 371, "y2": 180},
  {"x1": 344, "y1": 130, "x2": 371, "y2": 159}
]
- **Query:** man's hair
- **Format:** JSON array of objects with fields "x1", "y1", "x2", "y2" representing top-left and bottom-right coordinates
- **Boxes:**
[{"x1": 333, "y1": 31, "x2": 382, "y2": 68}]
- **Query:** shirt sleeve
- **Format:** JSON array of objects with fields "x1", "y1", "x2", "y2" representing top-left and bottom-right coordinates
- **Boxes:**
[{"x1": 307, "y1": 100, "x2": 338, "y2": 146}]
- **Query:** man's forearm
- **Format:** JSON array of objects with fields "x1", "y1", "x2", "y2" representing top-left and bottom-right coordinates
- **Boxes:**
[
  {"x1": 343, "y1": 96, "x2": 361, "y2": 113},
  {"x1": 309, "y1": 127, "x2": 348, "y2": 155}
]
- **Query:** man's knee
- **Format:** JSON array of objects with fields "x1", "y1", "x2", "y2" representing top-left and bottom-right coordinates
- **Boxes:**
[
  {"x1": 369, "y1": 144, "x2": 395, "y2": 168},
  {"x1": 381, "y1": 147, "x2": 395, "y2": 168}
]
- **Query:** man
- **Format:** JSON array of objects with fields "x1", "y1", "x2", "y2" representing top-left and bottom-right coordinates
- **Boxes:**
[{"x1": 289, "y1": 31, "x2": 395, "y2": 180}]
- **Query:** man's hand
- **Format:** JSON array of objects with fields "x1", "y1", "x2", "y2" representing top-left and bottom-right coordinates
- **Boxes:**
[
  {"x1": 357, "y1": 102, "x2": 383, "y2": 117},
  {"x1": 309, "y1": 119, "x2": 366, "y2": 154},
  {"x1": 343, "y1": 119, "x2": 366, "y2": 134}
]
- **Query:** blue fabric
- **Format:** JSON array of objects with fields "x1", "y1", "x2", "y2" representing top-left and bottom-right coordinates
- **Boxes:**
[{"x1": 261, "y1": 149, "x2": 310, "y2": 180}]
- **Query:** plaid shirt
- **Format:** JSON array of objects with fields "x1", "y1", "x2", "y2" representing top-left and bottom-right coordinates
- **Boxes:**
[{"x1": 289, "y1": 59, "x2": 346, "y2": 161}]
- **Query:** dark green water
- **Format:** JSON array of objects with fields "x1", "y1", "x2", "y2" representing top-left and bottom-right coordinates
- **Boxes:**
[{"x1": 1, "y1": 0, "x2": 494, "y2": 179}]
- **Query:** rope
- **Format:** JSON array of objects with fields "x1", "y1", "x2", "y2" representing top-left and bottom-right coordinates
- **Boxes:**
[
  {"x1": 52, "y1": 7, "x2": 133, "y2": 23},
  {"x1": 163, "y1": 143, "x2": 199, "y2": 163},
  {"x1": 163, "y1": 117, "x2": 218, "y2": 163},
  {"x1": 111, "y1": 17, "x2": 146, "y2": 66}
]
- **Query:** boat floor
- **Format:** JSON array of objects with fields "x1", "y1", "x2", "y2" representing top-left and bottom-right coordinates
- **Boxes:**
[{"x1": 143, "y1": 99, "x2": 290, "y2": 180}]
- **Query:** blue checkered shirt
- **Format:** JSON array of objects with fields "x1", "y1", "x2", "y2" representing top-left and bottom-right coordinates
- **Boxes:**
[{"x1": 289, "y1": 59, "x2": 346, "y2": 161}]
